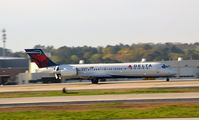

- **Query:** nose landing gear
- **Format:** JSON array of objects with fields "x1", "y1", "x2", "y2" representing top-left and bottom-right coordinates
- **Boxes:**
[
  {"x1": 166, "y1": 77, "x2": 170, "y2": 82},
  {"x1": 91, "y1": 79, "x2": 99, "y2": 84}
]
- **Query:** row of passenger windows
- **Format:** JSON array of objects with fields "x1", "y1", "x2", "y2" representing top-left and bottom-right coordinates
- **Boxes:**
[{"x1": 79, "y1": 67, "x2": 151, "y2": 71}]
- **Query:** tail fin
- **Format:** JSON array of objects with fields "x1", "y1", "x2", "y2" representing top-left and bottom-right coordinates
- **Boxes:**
[{"x1": 25, "y1": 49, "x2": 57, "y2": 68}]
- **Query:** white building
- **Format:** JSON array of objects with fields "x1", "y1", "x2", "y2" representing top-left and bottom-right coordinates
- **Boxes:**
[
  {"x1": 161, "y1": 60, "x2": 199, "y2": 78},
  {"x1": 17, "y1": 62, "x2": 53, "y2": 84}
]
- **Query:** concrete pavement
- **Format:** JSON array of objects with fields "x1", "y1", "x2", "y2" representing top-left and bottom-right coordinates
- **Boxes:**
[
  {"x1": 1, "y1": 79, "x2": 199, "y2": 93},
  {"x1": 0, "y1": 92, "x2": 199, "y2": 107}
]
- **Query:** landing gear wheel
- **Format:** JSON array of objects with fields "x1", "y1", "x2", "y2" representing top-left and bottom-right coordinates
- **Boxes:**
[
  {"x1": 91, "y1": 79, "x2": 99, "y2": 84},
  {"x1": 166, "y1": 78, "x2": 170, "y2": 82},
  {"x1": 100, "y1": 79, "x2": 106, "y2": 82}
]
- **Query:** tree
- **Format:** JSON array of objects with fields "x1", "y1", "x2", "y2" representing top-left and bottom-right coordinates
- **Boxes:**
[
  {"x1": 70, "y1": 55, "x2": 79, "y2": 64},
  {"x1": 10, "y1": 42, "x2": 199, "y2": 63},
  {"x1": 89, "y1": 54, "x2": 102, "y2": 63},
  {"x1": 143, "y1": 44, "x2": 152, "y2": 50}
]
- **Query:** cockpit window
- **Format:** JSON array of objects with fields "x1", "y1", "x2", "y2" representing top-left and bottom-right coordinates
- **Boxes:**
[{"x1": 161, "y1": 64, "x2": 169, "y2": 69}]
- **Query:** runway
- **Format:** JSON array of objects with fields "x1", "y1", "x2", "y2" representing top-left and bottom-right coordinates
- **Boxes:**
[
  {"x1": 1, "y1": 79, "x2": 199, "y2": 108},
  {"x1": 1, "y1": 79, "x2": 199, "y2": 93},
  {"x1": 1, "y1": 79, "x2": 199, "y2": 119},
  {"x1": 1, "y1": 92, "x2": 199, "y2": 108}
]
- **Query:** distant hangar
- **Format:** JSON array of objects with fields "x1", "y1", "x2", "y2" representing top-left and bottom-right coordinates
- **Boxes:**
[
  {"x1": 0, "y1": 57, "x2": 28, "y2": 85},
  {"x1": 162, "y1": 60, "x2": 199, "y2": 78}
]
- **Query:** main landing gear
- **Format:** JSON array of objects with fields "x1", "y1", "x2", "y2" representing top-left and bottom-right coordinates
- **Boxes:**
[{"x1": 91, "y1": 79, "x2": 99, "y2": 84}]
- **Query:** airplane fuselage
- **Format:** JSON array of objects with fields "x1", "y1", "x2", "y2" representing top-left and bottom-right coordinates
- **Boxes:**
[
  {"x1": 38, "y1": 62, "x2": 176, "y2": 82},
  {"x1": 25, "y1": 49, "x2": 176, "y2": 84}
]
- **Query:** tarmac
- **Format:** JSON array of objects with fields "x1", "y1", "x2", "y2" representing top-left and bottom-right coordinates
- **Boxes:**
[
  {"x1": 1, "y1": 79, "x2": 199, "y2": 119},
  {"x1": 1, "y1": 79, "x2": 199, "y2": 93},
  {"x1": 1, "y1": 92, "x2": 199, "y2": 107}
]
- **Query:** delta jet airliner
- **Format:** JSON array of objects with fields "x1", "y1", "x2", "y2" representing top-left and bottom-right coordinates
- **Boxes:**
[{"x1": 25, "y1": 49, "x2": 176, "y2": 84}]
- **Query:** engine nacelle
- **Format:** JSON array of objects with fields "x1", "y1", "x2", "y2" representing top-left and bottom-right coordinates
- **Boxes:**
[{"x1": 60, "y1": 67, "x2": 77, "y2": 77}]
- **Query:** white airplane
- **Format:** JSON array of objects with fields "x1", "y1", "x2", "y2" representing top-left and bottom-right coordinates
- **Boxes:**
[{"x1": 25, "y1": 49, "x2": 177, "y2": 84}]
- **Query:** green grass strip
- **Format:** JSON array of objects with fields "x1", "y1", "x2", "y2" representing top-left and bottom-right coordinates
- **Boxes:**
[
  {"x1": 1, "y1": 88, "x2": 199, "y2": 98},
  {"x1": 0, "y1": 105, "x2": 199, "y2": 120}
]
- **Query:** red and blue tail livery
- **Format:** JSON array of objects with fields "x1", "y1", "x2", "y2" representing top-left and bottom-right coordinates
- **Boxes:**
[{"x1": 25, "y1": 49, "x2": 57, "y2": 68}]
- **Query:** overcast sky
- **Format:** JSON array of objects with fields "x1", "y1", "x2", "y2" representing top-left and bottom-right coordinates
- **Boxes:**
[{"x1": 0, "y1": 0, "x2": 199, "y2": 51}]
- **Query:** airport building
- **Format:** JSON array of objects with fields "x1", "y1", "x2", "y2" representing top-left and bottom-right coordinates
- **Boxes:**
[
  {"x1": 161, "y1": 60, "x2": 199, "y2": 78},
  {"x1": 17, "y1": 62, "x2": 59, "y2": 84},
  {"x1": 0, "y1": 57, "x2": 29, "y2": 85}
]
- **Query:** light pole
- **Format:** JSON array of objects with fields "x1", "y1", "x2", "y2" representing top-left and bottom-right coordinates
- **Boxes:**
[{"x1": 2, "y1": 29, "x2": 6, "y2": 57}]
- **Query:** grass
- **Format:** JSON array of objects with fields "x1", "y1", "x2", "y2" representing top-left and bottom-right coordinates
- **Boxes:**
[
  {"x1": 1, "y1": 88, "x2": 199, "y2": 98},
  {"x1": 0, "y1": 103, "x2": 199, "y2": 120}
]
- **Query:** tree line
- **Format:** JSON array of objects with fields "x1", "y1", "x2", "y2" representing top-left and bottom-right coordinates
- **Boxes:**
[{"x1": 7, "y1": 42, "x2": 199, "y2": 64}]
